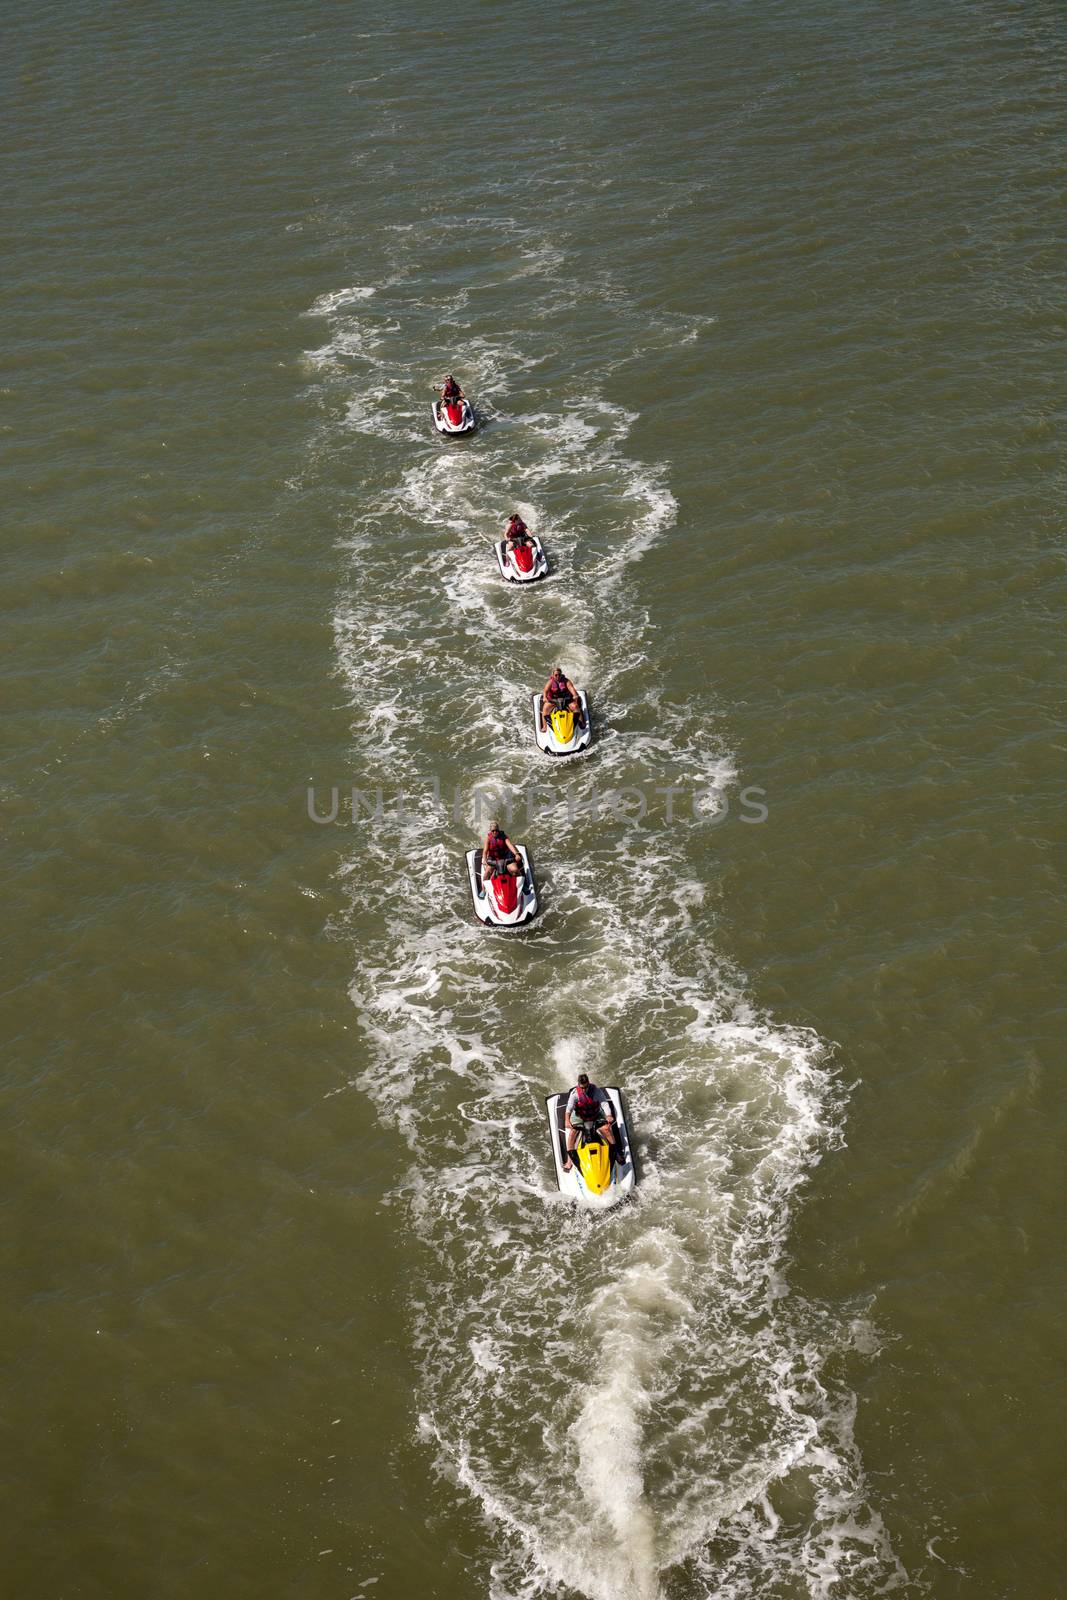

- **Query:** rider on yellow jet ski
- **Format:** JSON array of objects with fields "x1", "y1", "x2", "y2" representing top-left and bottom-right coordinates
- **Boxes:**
[
  {"x1": 539, "y1": 666, "x2": 585, "y2": 733},
  {"x1": 562, "y1": 1074, "x2": 617, "y2": 1172}
]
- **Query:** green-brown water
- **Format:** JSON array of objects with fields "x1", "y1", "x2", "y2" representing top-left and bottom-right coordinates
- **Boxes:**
[{"x1": 4, "y1": 4, "x2": 1065, "y2": 1596}]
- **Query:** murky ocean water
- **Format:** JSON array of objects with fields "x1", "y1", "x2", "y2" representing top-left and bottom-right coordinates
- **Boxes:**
[{"x1": 4, "y1": 3, "x2": 1064, "y2": 1596}]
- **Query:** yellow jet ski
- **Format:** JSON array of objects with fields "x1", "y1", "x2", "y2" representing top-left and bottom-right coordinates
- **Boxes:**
[
  {"x1": 533, "y1": 689, "x2": 591, "y2": 756},
  {"x1": 545, "y1": 1085, "x2": 635, "y2": 1210}
]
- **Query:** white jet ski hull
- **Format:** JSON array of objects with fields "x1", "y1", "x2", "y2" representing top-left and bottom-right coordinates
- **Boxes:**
[
  {"x1": 465, "y1": 845, "x2": 537, "y2": 928},
  {"x1": 432, "y1": 399, "x2": 476, "y2": 435},
  {"x1": 495, "y1": 537, "x2": 548, "y2": 583},
  {"x1": 533, "y1": 690, "x2": 591, "y2": 756},
  {"x1": 545, "y1": 1086, "x2": 636, "y2": 1210}
]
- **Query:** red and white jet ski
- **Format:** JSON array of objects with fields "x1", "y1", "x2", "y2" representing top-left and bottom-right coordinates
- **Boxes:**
[
  {"x1": 432, "y1": 396, "x2": 476, "y2": 435},
  {"x1": 495, "y1": 535, "x2": 547, "y2": 583},
  {"x1": 465, "y1": 845, "x2": 537, "y2": 928}
]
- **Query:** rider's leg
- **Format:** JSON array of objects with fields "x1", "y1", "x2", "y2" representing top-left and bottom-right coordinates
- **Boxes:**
[{"x1": 543, "y1": 695, "x2": 566, "y2": 731}]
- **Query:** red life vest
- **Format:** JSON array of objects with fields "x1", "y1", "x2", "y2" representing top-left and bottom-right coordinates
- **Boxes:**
[
  {"x1": 485, "y1": 829, "x2": 509, "y2": 860},
  {"x1": 575, "y1": 1089, "x2": 600, "y2": 1120},
  {"x1": 547, "y1": 675, "x2": 569, "y2": 703}
]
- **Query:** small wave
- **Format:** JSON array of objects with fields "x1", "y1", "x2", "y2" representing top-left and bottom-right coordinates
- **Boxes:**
[{"x1": 306, "y1": 284, "x2": 377, "y2": 317}]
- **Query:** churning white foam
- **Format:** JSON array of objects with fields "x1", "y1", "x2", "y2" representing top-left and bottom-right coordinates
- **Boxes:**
[
  {"x1": 307, "y1": 284, "x2": 377, "y2": 316},
  {"x1": 305, "y1": 223, "x2": 905, "y2": 1599}
]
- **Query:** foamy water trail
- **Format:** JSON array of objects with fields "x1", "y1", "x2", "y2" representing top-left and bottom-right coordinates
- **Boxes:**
[
  {"x1": 306, "y1": 222, "x2": 905, "y2": 1598},
  {"x1": 574, "y1": 1315, "x2": 660, "y2": 1599}
]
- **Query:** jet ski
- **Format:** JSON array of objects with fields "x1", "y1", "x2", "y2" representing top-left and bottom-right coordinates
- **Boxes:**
[
  {"x1": 545, "y1": 1086, "x2": 636, "y2": 1211},
  {"x1": 495, "y1": 536, "x2": 547, "y2": 583},
  {"x1": 432, "y1": 397, "x2": 476, "y2": 435},
  {"x1": 533, "y1": 690, "x2": 591, "y2": 756},
  {"x1": 465, "y1": 845, "x2": 538, "y2": 928}
]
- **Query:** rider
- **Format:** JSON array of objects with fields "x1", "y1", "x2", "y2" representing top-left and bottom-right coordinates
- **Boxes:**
[
  {"x1": 481, "y1": 820, "x2": 522, "y2": 882},
  {"x1": 504, "y1": 513, "x2": 532, "y2": 552},
  {"x1": 439, "y1": 373, "x2": 464, "y2": 406},
  {"x1": 540, "y1": 665, "x2": 585, "y2": 732},
  {"x1": 562, "y1": 1073, "x2": 616, "y2": 1171}
]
